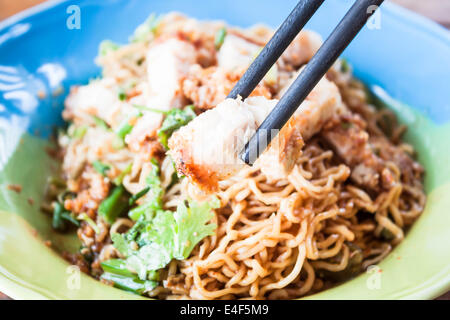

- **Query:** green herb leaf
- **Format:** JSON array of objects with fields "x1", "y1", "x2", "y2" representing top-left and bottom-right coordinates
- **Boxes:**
[
  {"x1": 52, "y1": 201, "x2": 79, "y2": 231},
  {"x1": 60, "y1": 211, "x2": 80, "y2": 227},
  {"x1": 98, "y1": 185, "x2": 129, "y2": 224},
  {"x1": 115, "y1": 111, "x2": 143, "y2": 144},
  {"x1": 133, "y1": 104, "x2": 166, "y2": 114},
  {"x1": 92, "y1": 116, "x2": 110, "y2": 130},
  {"x1": 126, "y1": 242, "x2": 172, "y2": 277},
  {"x1": 52, "y1": 202, "x2": 65, "y2": 230},
  {"x1": 78, "y1": 213, "x2": 100, "y2": 234},
  {"x1": 118, "y1": 88, "x2": 127, "y2": 101},
  {"x1": 125, "y1": 215, "x2": 150, "y2": 242},
  {"x1": 101, "y1": 259, "x2": 135, "y2": 277},
  {"x1": 71, "y1": 125, "x2": 87, "y2": 139},
  {"x1": 99, "y1": 40, "x2": 120, "y2": 56},
  {"x1": 112, "y1": 198, "x2": 219, "y2": 281},
  {"x1": 214, "y1": 27, "x2": 227, "y2": 50},
  {"x1": 113, "y1": 163, "x2": 132, "y2": 185},
  {"x1": 92, "y1": 160, "x2": 110, "y2": 177},
  {"x1": 111, "y1": 233, "x2": 133, "y2": 256},
  {"x1": 130, "y1": 13, "x2": 161, "y2": 43},
  {"x1": 158, "y1": 105, "x2": 196, "y2": 149},
  {"x1": 129, "y1": 186, "x2": 150, "y2": 206},
  {"x1": 100, "y1": 272, "x2": 157, "y2": 295},
  {"x1": 129, "y1": 159, "x2": 163, "y2": 221},
  {"x1": 340, "y1": 58, "x2": 350, "y2": 73},
  {"x1": 172, "y1": 199, "x2": 219, "y2": 259}
]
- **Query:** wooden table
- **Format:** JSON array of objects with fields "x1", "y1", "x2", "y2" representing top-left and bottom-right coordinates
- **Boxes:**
[{"x1": 0, "y1": 0, "x2": 449, "y2": 301}]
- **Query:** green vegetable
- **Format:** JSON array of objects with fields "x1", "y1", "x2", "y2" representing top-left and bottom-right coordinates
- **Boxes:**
[
  {"x1": 52, "y1": 202, "x2": 65, "y2": 230},
  {"x1": 157, "y1": 105, "x2": 196, "y2": 149},
  {"x1": 60, "y1": 211, "x2": 80, "y2": 227},
  {"x1": 98, "y1": 185, "x2": 129, "y2": 224},
  {"x1": 100, "y1": 272, "x2": 157, "y2": 295},
  {"x1": 123, "y1": 215, "x2": 149, "y2": 244},
  {"x1": 113, "y1": 163, "x2": 132, "y2": 185},
  {"x1": 102, "y1": 258, "x2": 160, "y2": 282},
  {"x1": 101, "y1": 259, "x2": 135, "y2": 277},
  {"x1": 111, "y1": 136, "x2": 126, "y2": 150},
  {"x1": 170, "y1": 198, "x2": 219, "y2": 259},
  {"x1": 52, "y1": 202, "x2": 80, "y2": 231},
  {"x1": 78, "y1": 213, "x2": 100, "y2": 234},
  {"x1": 214, "y1": 27, "x2": 227, "y2": 50},
  {"x1": 127, "y1": 191, "x2": 160, "y2": 221},
  {"x1": 133, "y1": 104, "x2": 166, "y2": 114},
  {"x1": 168, "y1": 168, "x2": 180, "y2": 190},
  {"x1": 340, "y1": 58, "x2": 350, "y2": 73},
  {"x1": 131, "y1": 104, "x2": 196, "y2": 149},
  {"x1": 99, "y1": 40, "x2": 120, "y2": 56},
  {"x1": 115, "y1": 111, "x2": 143, "y2": 143},
  {"x1": 91, "y1": 116, "x2": 127, "y2": 150},
  {"x1": 112, "y1": 198, "x2": 219, "y2": 281},
  {"x1": 92, "y1": 116, "x2": 109, "y2": 130},
  {"x1": 56, "y1": 190, "x2": 76, "y2": 205},
  {"x1": 116, "y1": 123, "x2": 133, "y2": 141},
  {"x1": 147, "y1": 269, "x2": 159, "y2": 281},
  {"x1": 130, "y1": 13, "x2": 161, "y2": 43},
  {"x1": 118, "y1": 88, "x2": 127, "y2": 101},
  {"x1": 112, "y1": 232, "x2": 134, "y2": 257},
  {"x1": 129, "y1": 186, "x2": 150, "y2": 206},
  {"x1": 70, "y1": 125, "x2": 87, "y2": 139},
  {"x1": 92, "y1": 160, "x2": 110, "y2": 177},
  {"x1": 128, "y1": 159, "x2": 163, "y2": 221}
]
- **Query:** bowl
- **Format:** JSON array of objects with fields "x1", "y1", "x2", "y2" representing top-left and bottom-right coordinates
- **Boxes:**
[{"x1": 0, "y1": 0, "x2": 449, "y2": 300}]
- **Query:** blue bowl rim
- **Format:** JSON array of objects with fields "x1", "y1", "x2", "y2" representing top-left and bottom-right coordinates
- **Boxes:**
[{"x1": 0, "y1": 0, "x2": 449, "y2": 300}]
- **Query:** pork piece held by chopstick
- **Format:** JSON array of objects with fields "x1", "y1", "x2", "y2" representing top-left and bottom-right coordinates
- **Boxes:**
[{"x1": 168, "y1": 75, "x2": 344, "y2": 192}]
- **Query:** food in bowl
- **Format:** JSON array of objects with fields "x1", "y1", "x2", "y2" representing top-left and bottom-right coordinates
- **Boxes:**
[{"x1": 44, "y1": 12, "x2": 425, "y2": 299}]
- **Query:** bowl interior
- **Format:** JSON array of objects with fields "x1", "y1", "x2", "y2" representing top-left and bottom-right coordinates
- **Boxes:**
[{"x1": 0, "y1": 0, "x2": 449, "y2": 299}]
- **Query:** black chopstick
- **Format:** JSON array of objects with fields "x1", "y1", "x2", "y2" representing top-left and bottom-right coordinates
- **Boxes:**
[
  {"x1": 227, "y1": 0, "x2": 325, "y2": 100},
  {"x1": 240, "y1": 0, "x2": 385, "y2": 165}
]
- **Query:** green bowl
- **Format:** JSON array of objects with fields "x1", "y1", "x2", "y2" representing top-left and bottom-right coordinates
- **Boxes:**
[{"x1": 0, "y1": 0, "x2": 449, "y2": 299}]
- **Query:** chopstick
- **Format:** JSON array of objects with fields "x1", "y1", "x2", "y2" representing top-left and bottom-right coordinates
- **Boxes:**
[
  {"x1": 237, "y1": 0, "x2": 385, "y2": 165},
  {"x1": 227, "y1": 0, "x2": 325, "y2": 100}
]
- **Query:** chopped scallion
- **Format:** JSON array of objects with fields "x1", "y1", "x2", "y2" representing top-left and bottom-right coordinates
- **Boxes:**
[
  {"x1": 214, "y1": 27, "x2": 227, "y2": 50},
  {"x1": 129, "y1": 186, "x2": 151, "y2": 206},
  {"x1": 78, "y1": 213, "x2": 100, "y2": 234},
  {"x1": 98, "y1": 185, "x2": 129, "y2": 224},
  {"x1": 92, "y1": 160, "x2": 111, "y2": 177}
]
